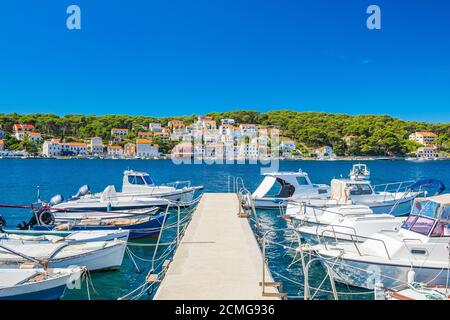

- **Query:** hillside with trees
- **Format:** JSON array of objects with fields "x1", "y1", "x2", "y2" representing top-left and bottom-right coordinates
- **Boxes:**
[{"x1": 0, "y1": 111, "x2": 449, "y2": 156}]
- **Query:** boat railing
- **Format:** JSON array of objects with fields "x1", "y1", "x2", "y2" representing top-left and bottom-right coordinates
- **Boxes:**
[
  {"x1": 372, "y1": 180, "x2": 416, "y2": 196},
  {"x1": 162, "y1": 180, "x2": 192, "y2": 189},
  {"x1": 314, "y1": 224, "x2": 359, "y2": 246},
  {"x1": 320, "y1": 230, "x2": 392, "y2": 260}
]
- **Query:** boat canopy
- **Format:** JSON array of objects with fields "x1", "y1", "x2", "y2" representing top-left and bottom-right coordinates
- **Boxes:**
[
  {"x1": 123, "y1": 170, "x2": 155, "y2": 187},
  {"x1": 330, "y1": 179, "x2": 373, "y2": 202},
  {"x1": 408, "y1": 179, "x2": 445, "y2": 195},
  {"x1": 252, "y1": 171, "x2": 312, "y2": 199}
]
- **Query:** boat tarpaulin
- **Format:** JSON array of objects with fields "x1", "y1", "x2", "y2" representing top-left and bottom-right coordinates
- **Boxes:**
[{"x1": 252, "y1": 176, "x2": 277, "y2": 198}]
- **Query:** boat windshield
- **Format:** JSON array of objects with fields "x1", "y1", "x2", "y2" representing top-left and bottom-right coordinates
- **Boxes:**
[
  {"x1": 347, "y1": 183, "x2": 373, "y2": 195},
  {"x1": 401, "y1": 215, "x2": 435, "y2": 236},
  {"x1": 411, "y1": 200, "x2": 440, "y2": 218},
  {"x1": 296, "y1": 176, "x2": 309, "y2": 186},
  {"x1": 128, "y1": 175, "x2": 153, "y2": 185}
]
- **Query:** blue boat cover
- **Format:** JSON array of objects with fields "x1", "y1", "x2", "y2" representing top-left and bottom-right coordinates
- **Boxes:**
[{"x1": 409, "y1": 179, "x2": 446, "y2": 195}]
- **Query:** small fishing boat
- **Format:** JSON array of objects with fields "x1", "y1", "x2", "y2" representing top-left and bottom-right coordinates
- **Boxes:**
[
  {"x1": 0, "y1": 238, "x2": 127, "y2": 271},
  {"x1": 27, "y1": 210, "x2": 167, "y2": 240},
  {"x1": 349, "y1": 164, "x2": 370, "y2": 181},
  {"x1": 295, "y1": 205, "x2": 406, "y2": 245},
  {"x1": 0, "y1": 266, "x2": 83, "y2": 300},
  {"x1": 0, "y1": 229, "x2": 130, "y2": 244},
  {"x1": 251, "y1": 170, "x2": 330, "y2": 209},
  {"x1": 57, "y1": 170, "x2": 203, "y2": 208},
  {"x1": 49, "y1": 185, "x2": 169, "y2": 212},
  {"x1": 313, "y1": 194, "x2": 450, "y2": 290}
]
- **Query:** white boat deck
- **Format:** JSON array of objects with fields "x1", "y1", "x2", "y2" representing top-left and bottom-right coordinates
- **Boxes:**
[{"x1": 154, "y1": 193, "x2": 280, "y2": 300}]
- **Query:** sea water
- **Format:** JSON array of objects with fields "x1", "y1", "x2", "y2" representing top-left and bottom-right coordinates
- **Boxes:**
[{"x1": 0, "y1": 159, "x2": 449, "y2": 300}]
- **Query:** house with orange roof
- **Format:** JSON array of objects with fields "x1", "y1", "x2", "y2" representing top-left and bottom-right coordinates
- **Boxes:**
[
  {"x1": 13, "y1": 123, "x2": 38, "y2": 141},
  {"x1": 153, "y1": 132, "x2": 170, "y2": 140},
  {"x1": 409, "y1": 131, "x2": 438, "y2": 146},
  {"x1": 168, "y1": 120, "x2": 185, "y2": 130},
  {"x1": 0, "y1": 139, "x2": 4, "y2": 151},
  {"x1": 137, "y1": 132, "x2": 153, "y2": 139},
  {"x1": 64, "y1": 142, "x2": 88, "y2": 156},
  {"x1": 107, "y1": 145, "x2": 124, "y2": 157},
  {"x1": 136, "y1": 139, "x2": 159, "y2": 158}
]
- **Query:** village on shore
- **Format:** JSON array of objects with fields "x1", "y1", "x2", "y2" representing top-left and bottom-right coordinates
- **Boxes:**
[{"x1": 0, "y1": 115, "x2": 447, "y2": 161}]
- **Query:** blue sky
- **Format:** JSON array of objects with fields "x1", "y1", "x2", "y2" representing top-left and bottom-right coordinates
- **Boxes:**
[{"x1": 0, "y1": 0, "x2": 449, "y2": 122}]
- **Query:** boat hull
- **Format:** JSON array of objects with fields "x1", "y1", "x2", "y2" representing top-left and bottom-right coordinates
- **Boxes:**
[
  {"x1": 0, "y1": 268, "x2": 82, "y2": 300},
  {"x1": 321, "y1": 256, "x2": 450, "y2": 290},
  {"x1": 33, "y1": 215, "x2": 166, "y2": 240}
]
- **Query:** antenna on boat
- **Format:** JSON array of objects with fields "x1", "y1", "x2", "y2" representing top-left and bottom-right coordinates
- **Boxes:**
[{"x1": 36, "y1": 186, "x2": 41, "y2": 203}]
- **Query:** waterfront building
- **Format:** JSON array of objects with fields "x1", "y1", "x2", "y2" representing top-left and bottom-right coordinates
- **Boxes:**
[
  {"x1": 315, "y1": 146, "x2": 335, "y2": 159},
  {"x1": 149, "y1": 123, "x2": 163, "y2": 132},
  {"x1": 0, "y1": 139, "x2": 4, "y2": 151},
  {"x1": 136, "y1": 139, "x2": 159, "y2": 158},
  {"x1": 124, "y1": 143, "x2": 136, "y2": 157},
  {"x1": 171, "y1": 142, "x2": 193, "y2": 158},
  {"x1": 107, "y1": 145, "x2": 123, "y2": 157},
  {"x1": 416, "y1": 146, "x2": 438, "y2": 159},
  {"x1": 89, "y1": 137, "x2": 105, "y2": 155},
  {"x1": 42, "y1": 140, "x2": 62, "y2": 157},
  {"x1": 64, "y1": 142, "x2": 88, "y2": 156},
  {"x1": 409, "y1": 132, "x2": 437, "y2": 146}
]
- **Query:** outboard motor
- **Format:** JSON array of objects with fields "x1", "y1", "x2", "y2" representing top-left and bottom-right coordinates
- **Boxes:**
[
  {"x1": 49, "y1": 194, "x2": 64, "y2": 206},
  {"x1": 17, "y1": 207, "x2": 55, "y2": 230},
  {"x1": 75, "y1": 185, "x2": 90, "y2": 198}
]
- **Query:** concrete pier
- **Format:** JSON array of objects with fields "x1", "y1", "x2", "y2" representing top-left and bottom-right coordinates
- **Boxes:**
[{"x1": 154, "y1": 193, "x2": 280, "y2": 300}]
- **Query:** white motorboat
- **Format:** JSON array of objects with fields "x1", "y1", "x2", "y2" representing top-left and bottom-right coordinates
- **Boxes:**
[
  {"x1": 349, "y1": 163, "x2": 370, "y2": 181},
  {"x1": 0, "y1": 229, "x2": 130, "y2": 244},
  {"x1": 251, "y1": 170, "x2": 330, "y2": 209},
  {"x1": 296, "y1": 205, "x2": 406, "y2": 245},
  {"x1": 59, "y1": 170, "x2": 203, "y2": 206},
  {"x1": 50, "y1": 185, "x2": 169, "y2": 212},
  {"x1": 286, "y1": 178, "x2": 422, "y2": 217},
  {"x1": 313, "y1": 194, "x2": 450, "y2": 290},
  {"x1": 0, "y1": 238, "x2": 127, "y2": 271},
  {"x1": 118, "y1": 170, "x2": 203, "y2": 203},
  {"x1": 0, "y1": 266, "x2": 83, "y2": 300}
]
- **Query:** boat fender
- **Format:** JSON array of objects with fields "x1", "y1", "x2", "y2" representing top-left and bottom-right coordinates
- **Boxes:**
[{"x1": 407, "y1": 269, "x2": 415, "y2": 284}]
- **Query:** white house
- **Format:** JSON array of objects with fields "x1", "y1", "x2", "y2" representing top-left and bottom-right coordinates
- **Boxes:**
[
  {"x1": 64, "y1": 142, "x2": 88, "y2": 156},
  {"x1": 107, "y1": 145, "x2": 123, "y2": 157},
  {"x1": 42, "y1": 140, "x2": 62, "y2": 157},
  {"x1": 111, "y1": 128, "x2": 129, "y2": 137},
  {"x1": 409, "y1": 132, "x2": 438, "y2": 146},
  {"x1": 416, "y1": 147, "x2": 438, "y2": 159},
  {"x1": 280, "y1": 140, "x2": 296, "y2": 151},
  {"x1": 136, "y1": 139, "x2": 159, "y2": 158},
  {"x1": 220, "y1": 118, "x2": 235, "y2": 125},
  {"x1": 149, "y1": 123, "x2": 163, "y2": 133},
  {"x1": 315, "y1": 146, "x2": 335, "y2": 159},
  {"x1": 239, "y1": 124, "x2": 258, "y2": 138},
  {"x1": 89, "y1": 137, "x2": 105, "y2": 155}
]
